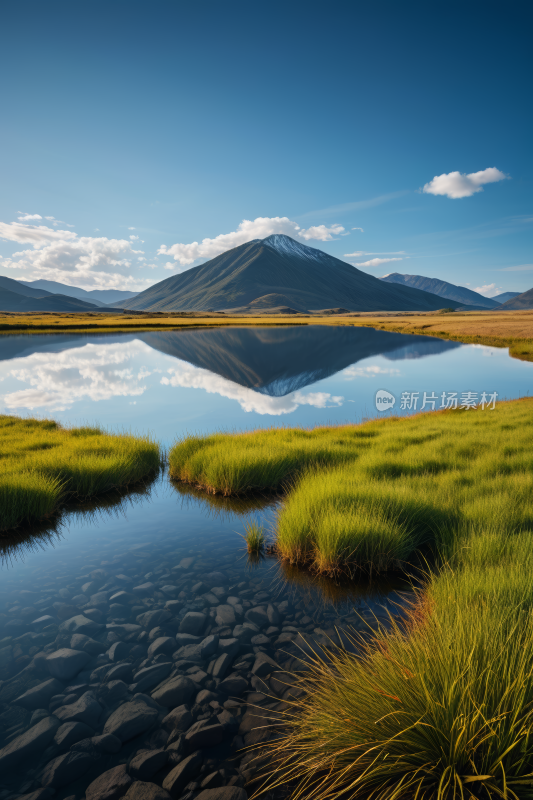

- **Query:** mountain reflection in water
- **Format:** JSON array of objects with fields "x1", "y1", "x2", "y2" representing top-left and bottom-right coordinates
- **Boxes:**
[{"x1": 140, "y1": 325, "x2": 460, "y2": 396}]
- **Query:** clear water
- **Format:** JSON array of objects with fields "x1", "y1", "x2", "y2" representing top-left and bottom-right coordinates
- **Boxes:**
[{"x1": 0, "y1": 325, "x2": 531, "y2": 797}]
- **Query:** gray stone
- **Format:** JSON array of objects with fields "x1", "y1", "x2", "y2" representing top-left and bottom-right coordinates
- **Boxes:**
[
  {"x1": 184, "y1": 722, "x2": 224, "y2": 749},
  {"x1": 147, "y1": 636, "x2": 176, "y2": 657},
  {"x1": 70, "y1": 633, "x2": 106, "y2": 655},
  {"x1": 161, "y1": 705, "x2": 193, "y2": 732},
  {"x1": 151, "y1": 676, "x2": 195, "y2": 707},
  {"x1": 198, "y1": 634, "x2": 219, "y2": 658},
  {"x1": 245, "y1": 607, "x2": 269, "y2": 628},
  {"x1": 175, "y1": 633, "x2": 201, "y2": 647},
  {"x1": 211, "y1": 653, "x2": 232, "y2": 679},
  {"x1": 136, "y1": 609, "x2": 171, "y2": 629},
  {"x1": 110, "y1": 591, "x2": 136, "y2": 605},
  {"x1": 58, "y1": 615, "x2": 104, "y2": 636},
  {"x1": 41, "y1": 751, "x2": 95, "y2": 787},
  {"x1": 133, "y1": 582, "x2": 155, "y2": 595},
  {"x1": 106, "y1": 662, "x2": 133, "y2": 682},
  {"x1": 128, "y1": 748, "x2": 168, "y2": 780},
  {"x1": 125, "y1": 782, "x2": 172, "y2": 800},
  {"x1": 101, "y1": 680, "x2": 129, "y2": 704},
  {"x1": 108, "y1": 641, "x2": 132, "y2": 662},
  {"x1": 91, "y1": 733, "x2": 122, "y2": 753},
  {"x1": 250, "y1": 634, "x2": 270, "y2": 646},
  {"x1": 195, "y1": 689, "x2": 217, "y2": 705},
  {"x1": 132, "y1": 662, "x2": 172, "y2": 693},
  {"x1": 46, "y1": 648, "x2": 91, "y2": 680},
  {"x1": 215, "y1": 605, "x2": 236, "y2": 627},
  {"x1": 106, "y1": 623, "x2": 141, "y2": 637},
  {"x1": 54, "y1": 721, "x2": 94, "y2": 749},
  {"x1": 267, "y1": 604, "x2": 281, "y2": 625},
  {"x1": 196, "y1": 790, "x2": 248, "y2": 800},
  {"x1": 232, "y1": 624, "x2": 259, "y2": 644},
  {"x1": 32, "y1": 615, "x2": 56, "y2": 631},
  {"x1": 162, "y1": 750, "x2": 202, "y2": 795},
  {"x1": 217, "y1": 638, "x2": 240, "y2": 658},
  {"x1": 54, "y1": 690, "x2": 102, "y2": 728},
  {"x1": 164, "y1": 600, "x2": 183, "y2": 614},
  {"x1": 14, "y1": 678, "x2": 64, "y2": 710},
  {"x1": 0, "y1": 716, "x2": 60, "y2": 770},
  {"x1": 103, "y1": 699, "x2": 158, "y2": 742},
  {"x1": 85, "y1": 764, "x2": 132, "y2": 800},
  {"x1": 219, "y1": 674, "x2": 248, "y2": 696},
  {"x1": 179, "y1": 612, "x2": 206, "y2": 635},
  {"x1": 17, "y1": 790, "x2": 55, "y2": 800},
  {"x1": 252, "y1": 652, "x2": 279, "y2": 678}
]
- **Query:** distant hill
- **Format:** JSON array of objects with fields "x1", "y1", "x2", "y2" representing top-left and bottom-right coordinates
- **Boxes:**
[
  {"x1": 115, "y1": 235, "x2": 459, "y2": 313},
  {"x1": 0, "y1": 287, "x2": 101, "y2": 312},
  {"x1": 19, "y1": 279, "x2": 138, "y2": 307},
  {"x1": 492, "y1": 291, "x2": 521, "y2": 304},
  {"x1": 0, "y1": 275, "x2": 54, "y2": 299},
  {"x1": 497, "y1": 288, "x2": 533, "y2": 310},
  {"x1": 380, "y1": 272, "x2": 500, "y2": 309}
]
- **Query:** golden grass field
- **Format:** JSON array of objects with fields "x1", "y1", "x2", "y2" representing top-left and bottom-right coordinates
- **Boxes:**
[{"x1": 0, "y1": 309, "x2": 532, "y2": 360}]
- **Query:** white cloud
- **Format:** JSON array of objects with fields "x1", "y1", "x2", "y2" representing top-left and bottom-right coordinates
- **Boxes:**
[
  {"x1": 422, "y1": 167, "x2": 508, "y2": 199},
  {"x1": 499, "y1": 264, "x2": 533, "y2": 272},
  {"x1": 161, "y1": 363, "x2": 344, "y2": 415},
  {"x1": 128, "y1": 227, "x2": 136, "y2": 230},
  {"x1": 159, "y1": 216, "x2": 345, "y2": 267},
  {"x1": 1, "y1": 226, "x2": 150, "y2": 290},
  {"x1": 352, "y1": 227, "x2": 364, "y2": 232},
  {"x1": 345, "y1": 251, "x2": 406, "y2": 257},
  {"x1": 343, "y1": 365, "x2": 400, "y2": 379},
  {"x1": 474, "y1": 283, "x2": 504, "y2": 297},
  {"x1": 129, "y1": 235, "x2": 139, "y2": 240},
  {"x1": 0, "y1": 221, "x2": 77, "y2": 246},
  {"x1": 18, "y1": 213, "x2": 42, "y2": 221},
  {"x1": 351, "y1": 257, "x2": 405, "y2": 267}
]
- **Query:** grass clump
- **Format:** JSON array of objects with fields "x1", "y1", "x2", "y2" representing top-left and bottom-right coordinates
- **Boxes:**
[
  {"x1": 0, "y1": 415, "x2": 161, "y2": 532},
  {"x1": 241, "y1": 520, "x2": 266, "y2": 553},
  {"x1": 259, "y1": 565, "x2": 533, "y2": 800},
  {"x1": 170, "y1": 398, "x2": 533, "y2": 575}
]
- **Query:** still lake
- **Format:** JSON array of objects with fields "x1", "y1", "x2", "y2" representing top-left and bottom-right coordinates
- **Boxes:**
[{"x1": 0, "y1": 325, "x2": 531, "y2": 797}]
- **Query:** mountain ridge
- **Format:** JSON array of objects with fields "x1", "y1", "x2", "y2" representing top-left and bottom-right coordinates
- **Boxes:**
[
  {"x1": 114, "y1": 235, "x2": 460, "y2": 313},
  {"x1": 380, "y1": 272, "x2": 500, "y2": 309}
]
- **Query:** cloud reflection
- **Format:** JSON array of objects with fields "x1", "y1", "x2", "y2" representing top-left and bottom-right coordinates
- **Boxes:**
[
  {"x1": 161, "y1": 364, "x2": 344, "y2": 415},
  {"x1": 1, "y1": 341, "x2": 154, "y2": 411}
]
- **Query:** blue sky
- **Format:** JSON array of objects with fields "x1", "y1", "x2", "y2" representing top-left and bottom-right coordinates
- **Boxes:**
[{"x1": 0, "y1": 0, "x2": 531, "y2": 297}]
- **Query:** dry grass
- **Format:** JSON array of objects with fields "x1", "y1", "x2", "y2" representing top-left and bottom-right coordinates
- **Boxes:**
[{"x1": 0, "y1": 309, "x2": 531, "y2": 361}]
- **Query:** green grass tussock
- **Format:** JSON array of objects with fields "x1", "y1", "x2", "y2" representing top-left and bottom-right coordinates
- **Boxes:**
[
  {"x1": 169, "y1": 398, "x2": 533, "y2": 575},
  {"x1": 260, "y1": 570, "x2": 533, "y2": 800},
  {"x1": 0, "y1": 415, "x2": 161, "y2": 532},
  {"x1": 241, "y1": 520, "x2": 266, "y2": 553}
]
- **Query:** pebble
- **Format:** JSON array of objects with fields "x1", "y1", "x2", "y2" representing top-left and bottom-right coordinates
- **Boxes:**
[{"x1": 0, "y1": 513, "x2": 404, "y2": 800}]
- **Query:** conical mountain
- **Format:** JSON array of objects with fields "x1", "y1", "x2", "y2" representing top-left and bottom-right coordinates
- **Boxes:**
[{"x1": 115, "y1": 234, "x2": 459, "y2": 312}]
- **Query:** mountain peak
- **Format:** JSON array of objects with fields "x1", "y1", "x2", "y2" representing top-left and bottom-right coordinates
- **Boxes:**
[{"x1": 261, "y1": 233, "x2": 328, "y2": 263}]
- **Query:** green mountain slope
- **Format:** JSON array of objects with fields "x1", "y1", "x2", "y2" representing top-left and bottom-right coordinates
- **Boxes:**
[{"x1": 115, "y1": 235, "x2": 460, "y2": 313}]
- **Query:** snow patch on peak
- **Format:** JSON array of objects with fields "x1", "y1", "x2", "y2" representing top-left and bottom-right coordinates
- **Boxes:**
[{"x1": 261, "y1": 234, "x2": 329, "y2": 264}]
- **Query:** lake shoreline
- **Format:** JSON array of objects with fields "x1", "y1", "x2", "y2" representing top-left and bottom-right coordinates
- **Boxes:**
[{"x1": 0, "y1": 309, "x2": 531, "y2": 362}]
